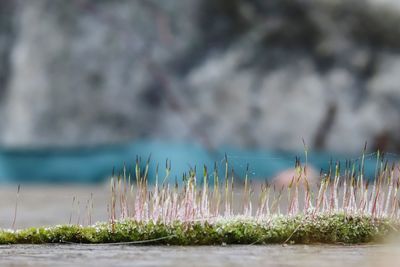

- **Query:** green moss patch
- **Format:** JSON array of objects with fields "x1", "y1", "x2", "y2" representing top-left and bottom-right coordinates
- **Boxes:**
[{"x1": 0, "y1": 214, "x2": 397, "y2": 245}]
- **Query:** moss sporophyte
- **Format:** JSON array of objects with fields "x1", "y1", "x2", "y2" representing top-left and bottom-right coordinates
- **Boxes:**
[{"x1": 1, "y1": 153, "x2": 400, "y2": 245}]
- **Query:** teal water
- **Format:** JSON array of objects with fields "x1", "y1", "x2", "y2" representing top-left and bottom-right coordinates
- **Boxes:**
[{"x1": 0, "y1": 140, "x2": 395, "y2": 183}]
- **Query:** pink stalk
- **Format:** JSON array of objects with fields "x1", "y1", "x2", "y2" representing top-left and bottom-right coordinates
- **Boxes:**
[
  {"x1": 384, "y1": 168, "x2": 393, "y2": 216},
  {"x1": 391, "y1": 179, "x2": 399, "y2": 218},
  {"x1": 315, "y1": 178, "x2": 325, "y2": 214}
]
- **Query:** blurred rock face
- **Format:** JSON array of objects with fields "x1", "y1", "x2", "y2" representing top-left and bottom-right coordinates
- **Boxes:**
[{"x1": 0, "y1": 0, "x2": 400, "y2": 152}]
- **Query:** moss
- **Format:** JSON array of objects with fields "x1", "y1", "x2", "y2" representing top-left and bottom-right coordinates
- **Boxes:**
[{"x1": 0, "y1": 214, "x2": 398, "y2": 245}]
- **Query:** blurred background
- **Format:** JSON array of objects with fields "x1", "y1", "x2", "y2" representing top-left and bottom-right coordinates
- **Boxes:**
[{"x1": 0, "y1": 0, "x2": 400, "y2": 183}]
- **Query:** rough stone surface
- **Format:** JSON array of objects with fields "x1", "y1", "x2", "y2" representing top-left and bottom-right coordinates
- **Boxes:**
[{"x1": 0, "y1": 0, "x2": 400, "y2": 153}]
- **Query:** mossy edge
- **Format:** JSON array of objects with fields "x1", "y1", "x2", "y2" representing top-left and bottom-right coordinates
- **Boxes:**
[{"x1": 0, "y1": 214, "x2": 398, "y2": 245}]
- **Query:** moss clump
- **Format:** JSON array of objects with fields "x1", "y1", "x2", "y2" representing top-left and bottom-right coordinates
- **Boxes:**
[{"x1": 0, "y1": 214, "x2": 397, "y2": 245}]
